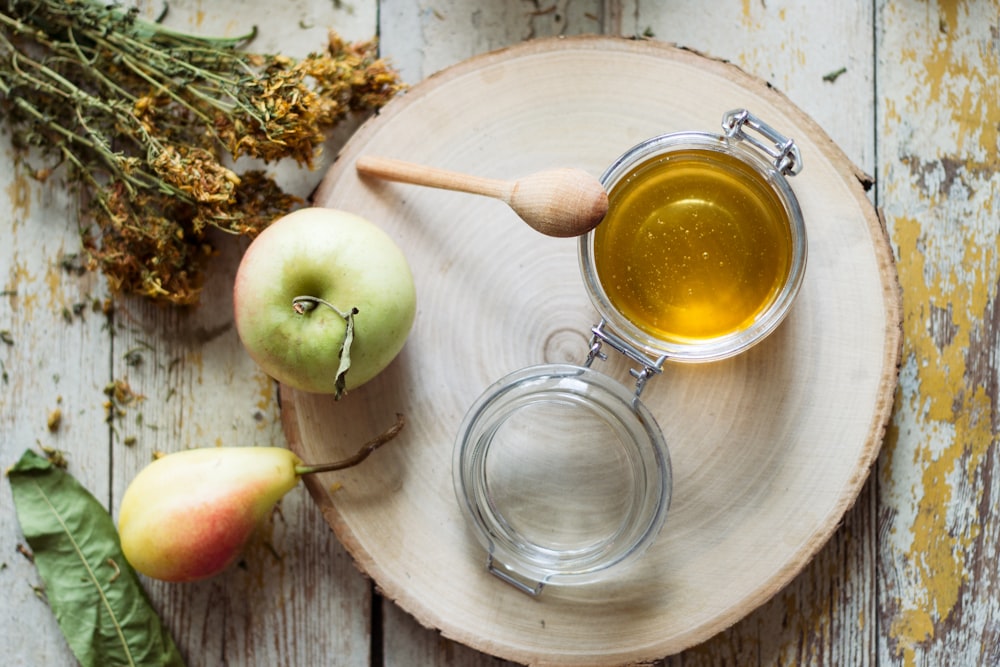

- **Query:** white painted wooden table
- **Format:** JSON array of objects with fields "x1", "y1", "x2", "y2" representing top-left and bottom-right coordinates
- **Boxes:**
[{"x1": 2, "y1": 1, "x2": 997, "y2": 665}]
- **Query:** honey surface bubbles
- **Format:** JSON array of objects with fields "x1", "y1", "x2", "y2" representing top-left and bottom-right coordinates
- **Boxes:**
[{"x1": 594, "y1": 148, "x2": 793, "y2": 345}]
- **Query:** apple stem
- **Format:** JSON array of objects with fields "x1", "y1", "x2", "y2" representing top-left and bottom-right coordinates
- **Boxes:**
[
  {"x1": 292, "y1": 295, "x2": 351, "y2": 318},
  {"x1": 291, "y1": 295, "x2": 360, "y2": 399},
  {"x1": 294, "y1": 413, "x2": 404, "y2": 475}
]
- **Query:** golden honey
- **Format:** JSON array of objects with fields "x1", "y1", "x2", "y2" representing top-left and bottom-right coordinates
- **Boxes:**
[{"x1": 593, "y1": 148, "x2": 793, "y2": 345}]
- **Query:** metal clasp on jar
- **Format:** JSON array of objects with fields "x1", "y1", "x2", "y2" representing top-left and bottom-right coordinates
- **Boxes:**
[
  {"x1": 585, "y1": 320, "x2": 667, "y2": 398},
  {"x1": 722, "y1": 108, "x2": 803, "y2": 176}
]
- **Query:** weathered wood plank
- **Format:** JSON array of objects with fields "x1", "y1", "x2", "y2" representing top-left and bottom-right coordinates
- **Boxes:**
[
  {"x1": 380, "y1": 0, "x2": 605, "y2": 83},
  {"x1": 1, "y1": 130, "x2": 113, "y2": 667},
  {"x1": 875, "y1": 0, "x2": 1000, "y2": 664}
]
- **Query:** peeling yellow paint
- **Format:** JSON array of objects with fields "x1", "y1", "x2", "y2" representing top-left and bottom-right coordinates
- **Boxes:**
[
  {"x1": 739, "y1": 0, "x2": 765, "y2": 30},
  {"x1": 793, "y1": 46, "x2": 806, "y2": 67},
  {"x1": 43, "y1": 255, "x2": 71, "y2": 312},
  {"x1": 193, "y1": 0, "x2": 206, "y2": 29},
  {"x1": 918, "y1": 1, "x2": 1000, "y2": 156},
  {"x1": 884, "y1": 98, "x2": 901, "y2": 124},
  {"x1": 186, "y1": 348, "x2": 204, "y2": 384},
  {"x1": 890, "y1": 606, "x2": 935, "y2": 656},
  {"x1": 899, "y1": 47, "x2": 918, "y2": 64},
  {"x1": 880, "y1": 1, "x2": 1000, "y2": 660},
  {"x1": 887, "y1": 212, "x2": 995, "y2": 661},
  {"x1": 6, "y1": 255, "x2": 38, "y2": 313},
  {"x1": 6, "y1": 172, "x2": 31, "y2": 219},
  {"x1": 254, "y1": 369, "x2": 277, "y2": 418}
]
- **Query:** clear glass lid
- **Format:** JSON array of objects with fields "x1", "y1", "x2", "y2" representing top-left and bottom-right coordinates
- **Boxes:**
[{"x1": 453, "y1": 364, "x2": 671, "y2": 594}]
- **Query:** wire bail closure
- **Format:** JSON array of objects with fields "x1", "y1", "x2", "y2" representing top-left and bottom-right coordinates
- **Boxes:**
[
  {"x1": 722, "y1": 108, "x2": 803, "y2": 176},
  {"x1": 585, "y1": 319, "x2": 667, "y2": 399}
]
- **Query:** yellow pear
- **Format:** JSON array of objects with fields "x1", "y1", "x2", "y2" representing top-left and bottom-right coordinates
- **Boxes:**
[{"x1": 118, "y1": 416, "x2": 402, "y2": 582}]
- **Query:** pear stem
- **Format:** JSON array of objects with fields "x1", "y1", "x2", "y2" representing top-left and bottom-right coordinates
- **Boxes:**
[{"x1": 294, "y1": 413, "x2": 404, "y2": 475}]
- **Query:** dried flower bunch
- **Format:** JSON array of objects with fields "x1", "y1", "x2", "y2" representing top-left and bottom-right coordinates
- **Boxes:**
[{"x1": 0, "y1": 0, "x2": 404, "y2": 305}]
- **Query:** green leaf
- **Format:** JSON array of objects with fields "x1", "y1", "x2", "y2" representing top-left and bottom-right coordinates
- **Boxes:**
[{"x1": 8, "y1": 449, "x2": 186, "y2": 667}]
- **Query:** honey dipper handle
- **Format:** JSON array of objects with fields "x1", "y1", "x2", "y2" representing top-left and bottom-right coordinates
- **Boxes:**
[{"x1": 355, "y1": 155, "x2": 513, "y2": 201}]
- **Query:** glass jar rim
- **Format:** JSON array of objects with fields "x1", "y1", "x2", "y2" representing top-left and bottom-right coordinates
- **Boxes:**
[{"x1": 579, "y1": 130, "x2": 807, "y2": 362}]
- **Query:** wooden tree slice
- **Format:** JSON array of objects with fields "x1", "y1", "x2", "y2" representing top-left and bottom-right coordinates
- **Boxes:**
[{"x1": 282, "y1": 36, "x2": 901, "y2": 665}]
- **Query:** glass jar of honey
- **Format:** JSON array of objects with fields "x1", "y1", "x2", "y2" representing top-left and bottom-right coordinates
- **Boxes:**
[
  {"x1": 581, "y1": 108, "x2": 806, "y2": 362},
  {"x1": 454, "y1": 109, "x2": 805, "y2": 596}
]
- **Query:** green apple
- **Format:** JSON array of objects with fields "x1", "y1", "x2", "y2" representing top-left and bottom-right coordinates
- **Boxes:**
[{"x1": 234, "y1": 207, "x2": 416, "y2": 396}]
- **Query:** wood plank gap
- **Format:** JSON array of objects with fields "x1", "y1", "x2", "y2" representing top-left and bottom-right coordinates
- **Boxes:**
[
  {"x1": 105, "y1": 303, "x2": 117, "y2": 511},
  {"x1": 870, "y1": 5, "x2": 885, "y2": 665},
  {"x1": 371, "y1": 583, "x2": 384, "y2": 667},
  {"x1": 870, "y1": 0, "x2": 881, "y2": 211},
  {"x1": 600, "y1": 0, "x2": 622, "y2": 36}
]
